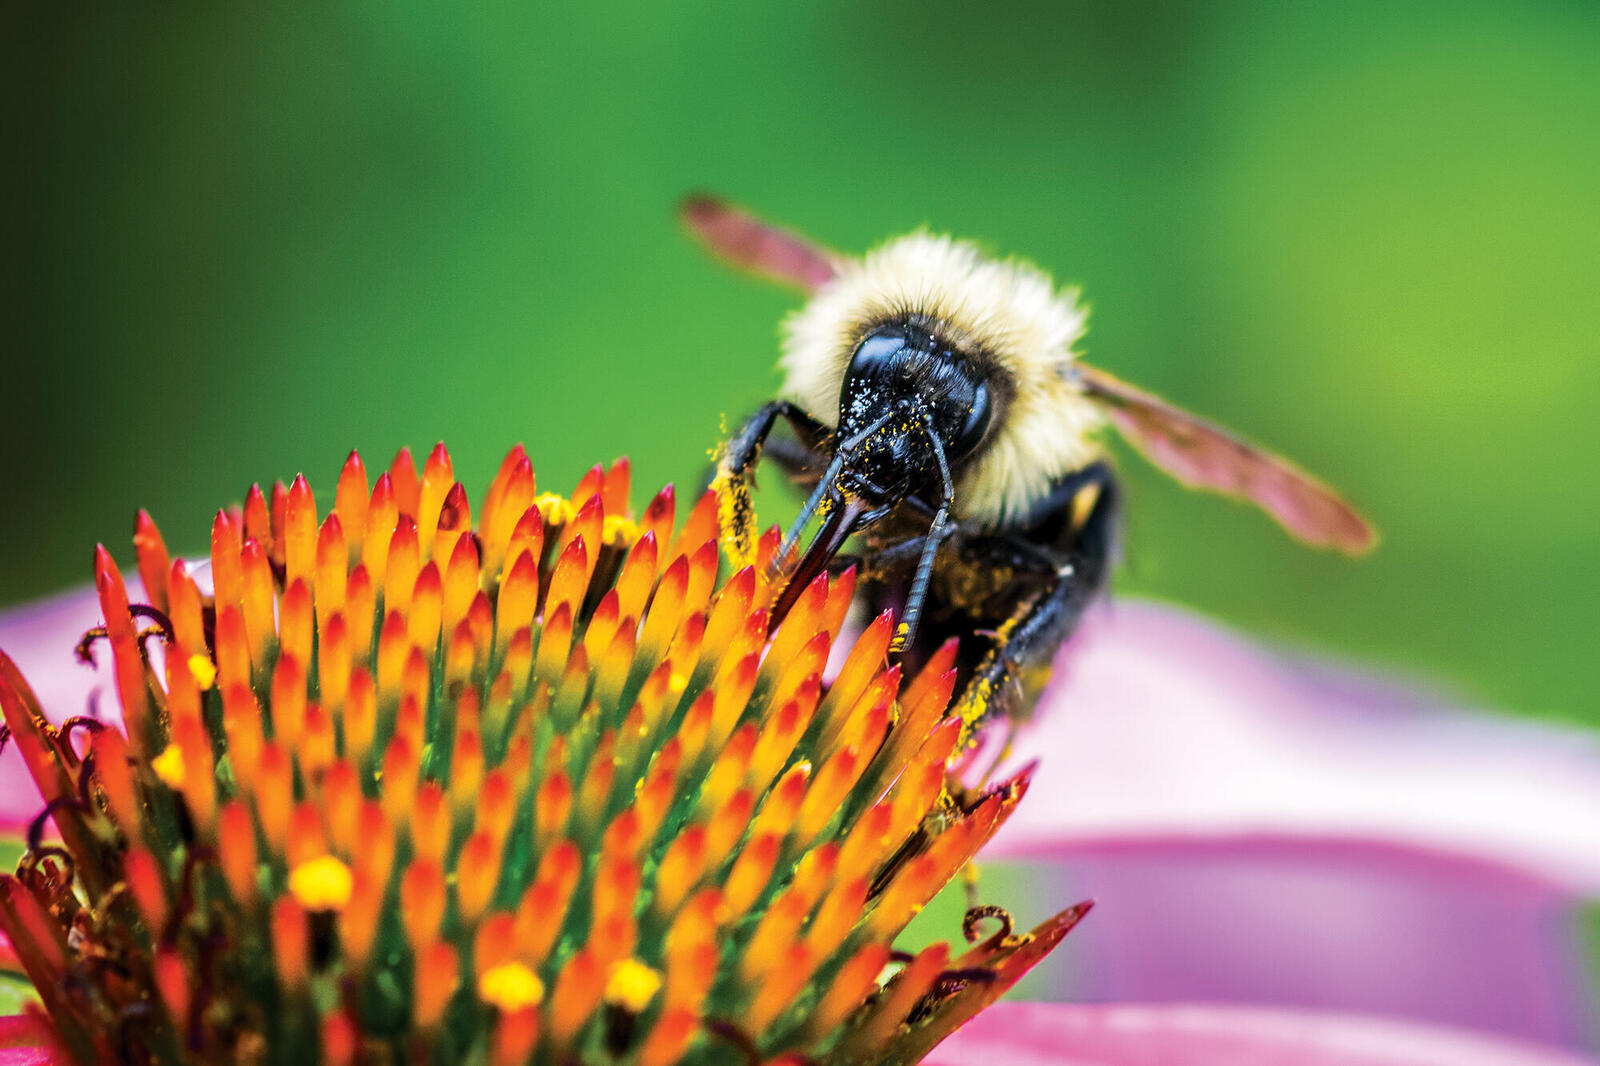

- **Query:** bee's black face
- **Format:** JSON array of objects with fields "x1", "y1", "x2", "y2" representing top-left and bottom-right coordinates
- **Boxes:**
[
  {"x1": 773, "y1": 323, "x2": 999, "y2": 616},
  {"x1": 834, "y1": 323, "x2": 995, "y2": 507}
]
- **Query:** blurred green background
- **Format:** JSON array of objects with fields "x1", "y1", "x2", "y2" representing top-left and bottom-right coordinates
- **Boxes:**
[{"x1": 4, "y1": 2, "x2": 1597, "y2": 721}]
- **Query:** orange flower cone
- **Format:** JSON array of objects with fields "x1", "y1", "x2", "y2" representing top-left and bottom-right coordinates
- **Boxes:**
[{"x1": 0, "y1": 444, "x2": 1085, "y2": 1065}]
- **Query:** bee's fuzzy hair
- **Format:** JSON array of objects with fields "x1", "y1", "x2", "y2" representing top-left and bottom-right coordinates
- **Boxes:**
[{"x1": 779, "y1": 232, "x2": 1104, "y2": 523}]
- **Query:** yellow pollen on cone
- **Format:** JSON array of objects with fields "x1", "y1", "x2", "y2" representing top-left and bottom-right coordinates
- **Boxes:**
[
  {"x1": 535, "y1": 493, "x2": 574, "y2": 526},
  {"x1": 287, "y1": 855, "x2": 354, "y2": 912},
  {"x1": 602, "y1": 514, "x2": 639, "y2": 545},
  {"x1": 150, "y1": 744, "x2": 186, "y2": 789},
  {"x1": 603, "y1": 957, "x2": 662, "y2": 1013},
  {"x1": 187, "y1": 653, "x2": 218, "y2": 690},
  {"x1": 479, "y1": 962, "x2": 547, "y2": 1012}
]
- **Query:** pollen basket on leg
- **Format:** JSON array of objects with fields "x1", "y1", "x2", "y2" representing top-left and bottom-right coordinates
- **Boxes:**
[{"x1": 0, "y1": 443, "x2": 1084, "y2": 1066}]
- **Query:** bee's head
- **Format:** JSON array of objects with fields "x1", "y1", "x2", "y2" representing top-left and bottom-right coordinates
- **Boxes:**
[
  {"x1": 832, "y1": 322, "x2": 996, "y2": 508},
  {"x1": 775, "y1": 323, "x2": 999, "y2": 603}
]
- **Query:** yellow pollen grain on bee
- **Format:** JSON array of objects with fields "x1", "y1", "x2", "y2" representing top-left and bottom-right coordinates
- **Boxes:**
[
  {"x1": 479, "y1": 961, "x2": 546, "y2": 1012},
  {"x1": 287, "y1": 855, "x2": 354, "y2": 912},
  {"x1": 1070, "y1": 481, "x2": 1102, "y2": 532},
  {"x1": 602, "y1": 957, "x2": 662, "y2": 1013},
  {"x1": 150, "y1": 744, "x2": 186, "y2": 789},
  {"x1": 187, "y1": 654, "x2": 218, "y2": 690}
]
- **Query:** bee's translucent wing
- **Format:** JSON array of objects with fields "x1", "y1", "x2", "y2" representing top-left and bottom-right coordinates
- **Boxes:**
[
  {"x1": 680, "y1": 194, "x2": 839, "y2": 292},
  {"x1": 1077, "y1": 363, "x2": 1377, "y2": 554}
]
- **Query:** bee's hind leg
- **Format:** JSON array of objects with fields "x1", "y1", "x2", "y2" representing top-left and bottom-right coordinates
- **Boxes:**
[
  {"x1": 710, "y1": 402, "x2": 832, "y2": 568},
  {"x1": 951, "y1": 464, "x2": 1119, "y2": 744}
]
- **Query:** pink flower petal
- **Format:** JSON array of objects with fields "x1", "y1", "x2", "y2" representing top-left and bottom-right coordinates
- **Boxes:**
[
  {"x1": 990, "y1": 600, "x2": 1600, "y2": 894},
  {"x1": 0, "y1": 584, "x2": 126, "y2": 727},
  {"x1": 961, "y1": 600, "x2": 1600, "y2": 1048},
  {"x1": 0, "y1": 1014, "x2": 60, "y2": 1066},
  {"x1": 0, "y1": 584, "x2": 128, "y2": 833},
  {"x1": 998, "y1": 837, "x2": 1596, "y2": 1047},
  {"x1": 927, "y1": 1002, "x2": 1600, "y2": 1066}
]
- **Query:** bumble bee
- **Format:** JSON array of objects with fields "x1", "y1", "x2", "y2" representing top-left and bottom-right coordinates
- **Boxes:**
[{"x1": 685, "y1": 195, "x2": 1375, "y2": 730}]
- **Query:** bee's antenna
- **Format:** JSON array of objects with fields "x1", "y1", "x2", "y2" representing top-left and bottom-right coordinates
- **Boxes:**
[
  {"x1": 776, "y1": 455, "x2": 845, "y2": 573},
  {"x1": 773, "y1": 408, "x2": 898, "y2": 574},
  {"x1": 891, "y1": 414, "x2": 957, "y2": 655}
]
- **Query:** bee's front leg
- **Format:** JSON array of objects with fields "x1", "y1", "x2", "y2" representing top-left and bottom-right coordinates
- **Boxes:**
[{"x1": 711, "y1": 401, "x2": 831, "y2": 569}]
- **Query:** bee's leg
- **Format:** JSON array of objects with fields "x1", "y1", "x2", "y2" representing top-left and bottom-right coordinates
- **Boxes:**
[
  {"x1": 712, "y1": 402, "x2": 831, "y2": 568},
  {"x1": 759, "y1": 434, "x2": 829, "y2": 486},
  {"x1": 890, "y1": 417, "x2": 958, "y2": 655},
  {"x1": 952, "y1": 464, "x2": 1119, "y2": 741}
]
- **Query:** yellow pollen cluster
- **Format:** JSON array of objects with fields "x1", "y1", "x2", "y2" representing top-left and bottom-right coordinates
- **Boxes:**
[
  {"x1": 604, "y1": 957, "x2": 663, "y2": 1013},
  {"x1": 479, "y1": 962, "x2": 547, "y2": 1011},
  {"x1": 288, "y1": 855, "x2": 355, "y2": 911},
  {"x1": 150, "y1": 743, "x2": 186, "y2": 789},
  {"x1": 187, "y1": 652, "x2": 218, "y2": 689}
]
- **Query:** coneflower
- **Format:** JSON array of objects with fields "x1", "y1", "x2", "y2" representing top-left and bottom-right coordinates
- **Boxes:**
[{"x1": 0, "y1": 444, "x2": 1086, "y2": 1065}]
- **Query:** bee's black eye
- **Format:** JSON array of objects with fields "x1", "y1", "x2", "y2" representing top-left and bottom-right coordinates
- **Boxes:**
[
  {"x1": 848, "y1": 328, "x2": 909, "y2": 379},
  {"x1": 951, "y1": 380, "x2": 992, "y2": 459}
]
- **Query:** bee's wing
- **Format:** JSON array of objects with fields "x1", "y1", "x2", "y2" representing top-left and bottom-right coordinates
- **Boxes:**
[
  {"x1": 680, "y1": 194, "x2": 840, "y2": 292},
  {"x1": 1077, "y1": 363, "x2": 1377, "y2": 554}
]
